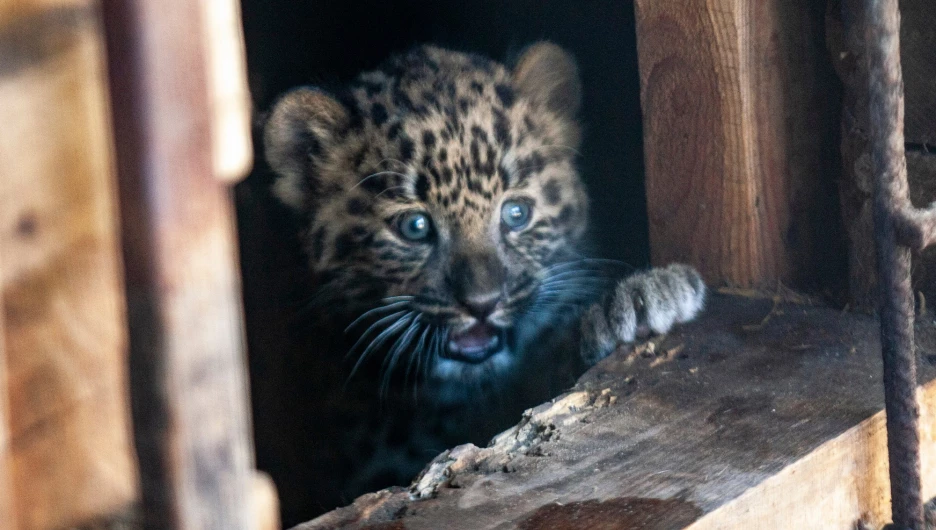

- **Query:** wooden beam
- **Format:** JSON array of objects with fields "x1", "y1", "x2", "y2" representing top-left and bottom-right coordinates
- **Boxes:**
[
  {"x1": 0, "y1": 3, "x2": 138, "y2": 528},
  {"x1": 98, "y1": 0, "x2": 255, "y2": 527},
  {"x1": 293, "y1": 295, "x2": 936, "y2": 529},
  {"x1": 201, "y1": 0, "x2": 254, "y2": 183},
  {"x1": 635, "y1": 0, "x2": 840, "y2": 289},
  {"x1": 0, "y1": 265, "x2": 13, "y2": 529}
]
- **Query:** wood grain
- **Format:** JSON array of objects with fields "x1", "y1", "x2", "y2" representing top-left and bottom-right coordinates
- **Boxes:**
[
  {"x1": 0, "y1": 2, "x2": 139, "y2": 528},
  {"x1": 635, "y1": 0, "x2": 841, "y2": 289},
  {"x1": 202, "y1": 0, "x2": 253, "y2": 183},
  {"x1": 0, "y1": 260, "x2": 13, "y2": 528},
  {"x1": 294, "y1": 295, "x2": 936, "y2": 529},
  {"x1": 99, "y1": 0, "x2": 256, "y2": 527}
]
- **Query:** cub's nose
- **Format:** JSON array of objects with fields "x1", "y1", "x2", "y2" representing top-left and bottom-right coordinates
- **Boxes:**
[{"x1": 461, "y1": 291, "x2": 501, "y2": 320}]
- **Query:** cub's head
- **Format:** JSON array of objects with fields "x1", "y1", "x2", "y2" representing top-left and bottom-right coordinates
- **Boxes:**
[{"x1": 265, "y1": 43, "x2": 589, "y2": 390}]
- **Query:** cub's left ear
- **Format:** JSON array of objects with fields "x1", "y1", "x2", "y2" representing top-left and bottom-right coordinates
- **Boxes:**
[
  {"x1": 511, "y1": 42, "x2": 582, "y2": 119},
  {"x1": 263, "y1": 87, "x2": 349, "y2": 212}
]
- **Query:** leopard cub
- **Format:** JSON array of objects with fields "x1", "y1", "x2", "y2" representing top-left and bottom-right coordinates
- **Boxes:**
[{"x1": 263, "y1": 42, "x2": 705, "y2": 515}]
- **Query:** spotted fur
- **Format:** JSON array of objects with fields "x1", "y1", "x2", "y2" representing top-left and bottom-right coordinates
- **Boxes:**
[{"x1": 263, "y1": 43, "x2": 705, "y2": 512}]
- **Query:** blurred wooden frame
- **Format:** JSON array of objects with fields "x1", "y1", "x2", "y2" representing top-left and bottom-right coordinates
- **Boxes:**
[{"x1": 0, "y1": 0, "x2": 274, "y2": 528}]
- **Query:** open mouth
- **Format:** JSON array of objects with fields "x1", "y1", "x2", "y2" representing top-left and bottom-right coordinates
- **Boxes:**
[{"x1": 444, "y1": 321, "x2": 506, "y2": 364}]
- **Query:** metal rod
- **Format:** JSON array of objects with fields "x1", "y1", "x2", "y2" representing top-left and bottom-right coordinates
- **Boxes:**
[{"x1": 865, "y1": 0, "x2": 924, "y2": 528}]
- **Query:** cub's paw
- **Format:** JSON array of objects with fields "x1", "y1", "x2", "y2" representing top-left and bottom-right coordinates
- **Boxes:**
[{"x1": 579, "y1": 263, "x2": 706, "y2": 365}]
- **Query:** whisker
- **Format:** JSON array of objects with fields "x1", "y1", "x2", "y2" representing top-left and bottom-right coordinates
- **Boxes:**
[
  {"x1": 345, "y1": 309, "x2": 408, "y2": 360},
  {"x1": 380, "y1": 317, "x2": 423, "y2": 399},
  {"x1": 407, "y1": 325, "x2": 432, "y2": 398},
  {"x1": 350, "y1": 170, "x2": 409, "y2": 191},
  {"x1": 345, "y1": 300, "x2": 411, "y2": 333},
  {"x1": 348, "y1": 311, "x2": 415, "y2": 380},
  {"x1": 381, "y1": 295, "x2": 416, "y2": 303}
]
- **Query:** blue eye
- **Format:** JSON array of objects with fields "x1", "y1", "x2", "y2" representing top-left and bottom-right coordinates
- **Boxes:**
[
  {"x1": 501, "y1": 200, "x2": 531, "y2": 230},
  {"x1": 398, "y1": 211, "x2": 432, "y2": 241}
]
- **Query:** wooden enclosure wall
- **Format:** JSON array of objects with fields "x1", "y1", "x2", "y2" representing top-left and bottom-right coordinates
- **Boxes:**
[
  {"x1": 636, "y1": 0, "x2": 842, "y2": 290},
  {"x1": 0, "y1": 1, "x2": 138, "y2": 527},
  {"x1": 1, "y1": 0, "x2": 274, "y2": 527}
]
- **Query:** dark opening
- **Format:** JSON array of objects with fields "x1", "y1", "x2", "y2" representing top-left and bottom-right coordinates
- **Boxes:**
[{"x1": 234, "y1": 1, "x2": 647, "y2": 525}]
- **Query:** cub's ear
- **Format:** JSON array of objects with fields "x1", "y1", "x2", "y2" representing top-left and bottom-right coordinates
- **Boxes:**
[
  {"x1": 511, "y1": 42, "x2": 581, "y2": 119},
  {"x1": 263, "y1": 87, "x2": 349, "y2": 211}
]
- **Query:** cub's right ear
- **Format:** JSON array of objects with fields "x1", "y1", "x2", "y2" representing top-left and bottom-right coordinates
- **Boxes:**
[{"x1": 263, "y1": 87, "x2": 349, "y2": 211}]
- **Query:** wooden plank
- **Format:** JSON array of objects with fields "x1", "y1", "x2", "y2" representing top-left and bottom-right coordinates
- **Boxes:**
[
  {"x1": 293, "y1": 295, "x2": 936, "y2": 529},
  {"x1": 636, "y1": 0, "x2": 841, "y2": 289},
  {"x1": 0, "y1": 2, "x2": 139, "y2": 528},
  {"x1": 98, "y1": 0, "x2": 255, "y2": 527},
  {"x1": 0, "y1": 268, "x2": 13, "y2": 528},
  {"x1": 201, "y1": 0, "x2": 253, "y2": 183}
]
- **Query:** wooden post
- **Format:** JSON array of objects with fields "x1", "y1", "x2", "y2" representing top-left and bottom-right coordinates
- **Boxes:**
[
  {"x1": 99, "y1": 0, "x2": 255, "y2": 527},
  {"x1": 0, "y1": 2, "x2": 139, "y2": 528},
  {"x1": 0, "y1": 278, "x2": 12, "y2": 527},
  {"x1": 635, "y1": 0, "x2": 841, "y2": 289}
]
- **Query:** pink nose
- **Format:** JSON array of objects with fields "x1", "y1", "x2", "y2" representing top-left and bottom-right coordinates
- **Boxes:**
[{"x1": 461, "y1": 291, "x2": 501, "y2": 320}]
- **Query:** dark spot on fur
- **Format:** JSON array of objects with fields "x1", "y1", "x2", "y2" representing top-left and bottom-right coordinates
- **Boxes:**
[
  {"x1": 494, "y1": 84, "x2": 515, "y2": 108},
  {"x1": 361, "y1": 80, "x2": 383, "y2": 96},
  {"x1": 348, "y1": 197, "x2": 370, "y2": 215},
  {"x1": 471, "y1": 125, "x2": 488, "y2": 142},
  {"x1": 351, "y1": 147, "x2": 366, "y2": 169},
  {"x1": 393, "y1": 89, "x2": 413, "y2": 112},
  {"x1": 422, "y1": 90, "x2": 440, "y2": 109},
  {"x1": 387, "y1": 122, "x2": 402, "y2": 140},
  {"x1": 470, "y1": 140, "x2": 482, "y2": 173},
  {"x1": 470, "y1": 81, "x2": 484, "y2": 94},
  {"x1": 458, "y1": 98, "x2": 470, "y2": 114},
  {"x1": 484, "y1": 145, "x2": 497, "y2": 176},
  {"x1": 493, "y1": 110, "x2": 512, "y2": 147},
  {"x1": 371, "y1": 103, "x2": 388, "y2": 126},
  {"x1": 441, "y1": 167, "x2": 454, "y2": 185},
  {"x1": 557, "y1": 205, "x2": 574, "y2": 224},
  {"x1": 439, "y1": 148, "x2": 448, "y2": 163},
  {"x1": 497, "y1": 165, "x2": 510, "y2": 190},
  {"x1": 310, "y1": 227, "x2": 326, "y2": 259},
  {"x1": 415, "y1": 173, "x2": 430, "y2": 201},
  {"x1": 399, "y1": 136, "x2": 415, "y2": 162},
  {"x1": 543, "y1": 179, "x2": 562, "y2": 205},
  {"x1": 516, "y1": 152, "x2": 545, "y2": 183},
  {"x1": 422, "y1": 130, "x2": 437, "y2": 150},
  {"x1": 334, "y1": 232, "x2": 354, "y2": 260}
]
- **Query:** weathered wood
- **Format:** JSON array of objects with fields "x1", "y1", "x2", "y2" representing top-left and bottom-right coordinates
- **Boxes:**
[
  {"x1": 202, "y1": 0, "x2": 253, "y2": 183},
  {"x1": 636, "y1": 0, "x2": 841, "y2": 289},
  {"x1": 0, "y1": 266, "x2": 12, "y2": 527},
  {"x1": 0, "y1": 2, "x2": 138, "y2": 527},
  {"x1": 254, "y1": 472, "x2": 281, "y2": 530},
  {"x1": 829, "y1": 0, "x2": 936, "y2": 309},
  {"x1": 99, "y1": 0, "x2": 255, "y2": 527},
  {"x1": 295, "y1": 295, "x2": 936, "y2": 529}
]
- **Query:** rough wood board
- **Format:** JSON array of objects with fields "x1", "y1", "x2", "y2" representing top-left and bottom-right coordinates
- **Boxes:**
[
  {"x1": 100, "y1": 0, "x2": 256, "y2": 526},
  {"x1": 202, "y1": 0, "x2": 254, "y2": 182},
  {"x1": 636, "y1": 0, "x2": 841, "y2": 289},
  {"x1": 0, "y1": 2, "x2": 138, "y2": 527},
  {"x1": 295, "y1": 295, "x2": 936, "y2": 529},
  {"x1": 0, "y1": 264, "x2": 12, "y2": 526}
]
